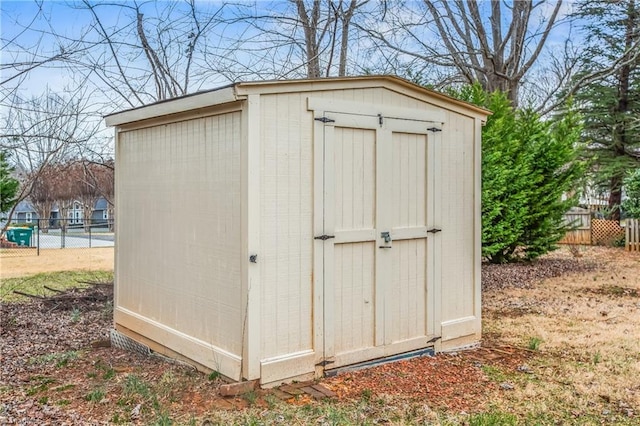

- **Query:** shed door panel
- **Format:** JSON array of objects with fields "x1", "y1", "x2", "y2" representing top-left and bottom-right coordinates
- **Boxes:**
[
  {"x1": 387, "y1": 125, "x2": 430, "y2": 347},
  {"x1": 332, "y1": 126, "x2": 377, "y2": 355},
  {"x1": 317, "y1": 113, "x2": 439, "y2": 370}
]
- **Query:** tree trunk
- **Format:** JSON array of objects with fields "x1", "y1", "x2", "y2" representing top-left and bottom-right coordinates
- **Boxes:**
[
  {"x1": 609, "y1": 175, "x2": 623, "y2": 221},
  {"x1": 338, "y1": 0, "x2": 357, "y2": 77},
  {"x1": 609, "y1": 0, "x2": 636, "y2": 222},
  {"x1": 294, "y1": 0, "x2": 322, "y2": 78}
]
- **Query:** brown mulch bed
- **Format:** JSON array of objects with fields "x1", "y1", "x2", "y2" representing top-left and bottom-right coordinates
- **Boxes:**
[
  {"x1": 0, "y1": 292, "x2": 230, "y2": 425},
  {"x1": 324, "y1": 345, "x2": 533, "y2": 413},
  {"x1": 482, "y1": 252, "x2": 602, "y2": 291}
]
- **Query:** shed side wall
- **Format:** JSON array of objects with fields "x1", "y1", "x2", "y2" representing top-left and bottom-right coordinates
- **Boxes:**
[
  {"x1": 115, "y1": 112, "x2": 243, "y2": 359},
  {"x1": 439, "y1": 112, "x2": 479, "y2": 340}
]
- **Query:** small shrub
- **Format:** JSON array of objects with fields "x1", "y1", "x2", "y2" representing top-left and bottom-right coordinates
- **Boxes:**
[
  {"x1": 593, "y1": 352, "x2": 602, "y2": 365},
  {"x1": 56, "y1": 351, "x2": 79, "y2": 367},
  {"x1": 111, "y1": 413, "x2": 125, "y2": 424},
  {"x1": 29, "y1": 350, "x2": 79, "y2": 367},
  {"x1": 152, "y1": 412, "x2": 174, "y2": 426},
  {"x1": 102, "y1": 300, "x2": 113, "y2": 319},
  {"x1": 85, "y1": 388, "x2": 106, "y2": 402},
  {"x1": 264, "y1": 393, "x2": 279, "y2": 409},
  {"x1": 612, "y1": 235, "x2": 626, "y2": 247},
  {"x1": 207, "y1": 370, "x2": 220, "y2": 381},
  {"x1": 102, "y1": 368, "x2": 115, "y2": 380},
  {"x1": 123, "y1": 374, "x2": 150, "y2": 398},
  {"x1": 70, "y1": 308, "x2": 81, "y2": 323},
  {"x1": 242, "y1": 389, "x2": 258, "y2": 405},
  {"x1": 360, "y1": 388, "x2": 372, "y2": 401},
  {"x1": 528, "y1": 337, "x2": 543, "y2": 351}
]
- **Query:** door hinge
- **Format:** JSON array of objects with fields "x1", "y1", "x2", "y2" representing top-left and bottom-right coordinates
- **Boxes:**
[
  {"x1": 378, "y1": 113, "x2": 383, "y2": 127},
  {"x1": 315, "y1": 117, "x2": 335, "y2": 123},
  {"x1": 427, "y1": 228, "x2": 442, "y2": 234},
  {"x1": 315, "y1": 359, "x2": 335, "y2": 367},
  {"x1": 314, "y1": 234, "x2": 335, "y2": 240},
  {"x1": 427, "y1": 127, "x2": 442, "y2": 132}
]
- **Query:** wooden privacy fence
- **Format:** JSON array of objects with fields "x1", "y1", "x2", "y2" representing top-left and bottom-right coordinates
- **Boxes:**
[
  {"x1": 559, "y1": 208, "x2": 591, "y2": 245},
  {"x1": 627, "y1": 219, "x2": 640, "y2": 252},
  {"x1": 560, "y1": 209, "x2": 640, "y2": 251}
]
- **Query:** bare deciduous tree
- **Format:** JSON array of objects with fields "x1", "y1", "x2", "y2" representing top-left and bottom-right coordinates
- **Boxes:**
[
  {"x1": 230, "y1": 0, "x2": 368, "y2": 79},
  {"x1": 0, "y1": 88, "x2": 101, "y2": 231},
  {"x1": 27, "y1": 164, "x2": 56, "y2": 232},
  {"x1": 361, "y1": 0, "x2": 565, "y2": 104},
  {"x1": 68, "y1": 0, "x2": 229, "y2": 106},
  {"x1": 71, "y1": 159, "x2": 114, "y2": 231}
]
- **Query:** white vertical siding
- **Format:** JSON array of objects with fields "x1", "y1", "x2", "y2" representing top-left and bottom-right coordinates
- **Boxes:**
[
  {"x1": 260, "y1": 93, "x2": 314, "y2": 359},
  {"x1": 440, "y1": 112, "x2": 476, "y2": 323},
  {"x1": 116, "y1": 112, "x2": 243, "y2": 357}
]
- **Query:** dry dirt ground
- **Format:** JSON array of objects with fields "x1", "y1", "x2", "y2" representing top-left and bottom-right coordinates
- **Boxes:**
[
  {"x1": 0, "y1": 248, "x2": 114, "y2": 279},
  {"x1": 1, "y1": 246, "x2": 639, "y2": 425}
]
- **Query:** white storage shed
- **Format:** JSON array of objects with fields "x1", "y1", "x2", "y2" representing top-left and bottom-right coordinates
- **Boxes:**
[{"x1": 105, "y1": 76, "x2": 489, "y2": 386}]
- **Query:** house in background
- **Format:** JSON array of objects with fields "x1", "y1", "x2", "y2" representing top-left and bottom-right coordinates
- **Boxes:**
[
  {"x1": 91, "y1": 198, "x2": 112, "y2": 224},
  {"x1": 10, "y1": 198, "x2": 111, "y2": 228},
  {"x1": 13, "y1": 200, "x2": 42, "y2": 224}
]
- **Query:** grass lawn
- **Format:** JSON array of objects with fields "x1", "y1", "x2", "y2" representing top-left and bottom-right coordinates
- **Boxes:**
[{"x1": 0, "y1": 270, "x2": 113, "y2": 302}]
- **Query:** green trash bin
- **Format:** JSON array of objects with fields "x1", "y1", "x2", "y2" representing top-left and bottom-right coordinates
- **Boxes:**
[{"x1": 6, "y1": 227, "x2": 33, "y2": 247}]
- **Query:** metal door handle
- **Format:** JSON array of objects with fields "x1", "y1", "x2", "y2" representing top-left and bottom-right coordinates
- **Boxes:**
[{"x1": 381, "y1": 231, "x2": 391, "y2": 243}]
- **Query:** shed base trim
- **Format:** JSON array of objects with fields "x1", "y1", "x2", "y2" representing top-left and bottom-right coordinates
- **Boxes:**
[
  {"x1": 115, "y1": 308, "x2": 242, "y2": 380},
  {"x1": 441, "y1": 316, "x2": 479, "y2": 342},
  {"x1": 260, "y1": 350, "x2": 316, "y2": 386},
  {"x1": 325, "y1": 346, "x2": 435, "y2": 377}
]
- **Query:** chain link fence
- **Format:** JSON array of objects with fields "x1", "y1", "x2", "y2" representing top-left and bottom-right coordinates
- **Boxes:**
[{"x1": 1, "y1": 218, "x2": 114, "y2": 257}]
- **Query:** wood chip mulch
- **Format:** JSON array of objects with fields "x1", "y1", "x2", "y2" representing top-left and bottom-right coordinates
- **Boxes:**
[
  {"x1": 323, "y1": 345, "x2": 533, "y2": 413},
  {"x1": 482, "y1": 255, "x2": 601, "y2": 291}
]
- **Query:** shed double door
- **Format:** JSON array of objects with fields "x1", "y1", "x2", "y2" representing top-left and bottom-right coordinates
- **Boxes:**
[{"x1": 314, "y1": 110, "x2": 441, "y2": 372}]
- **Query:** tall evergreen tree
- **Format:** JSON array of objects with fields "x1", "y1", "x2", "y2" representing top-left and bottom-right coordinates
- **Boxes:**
[
  {"x1": 453, "y1": 85, "x2": 583, "y2": 263},
  {"x1": 622, "y1": 168, "x2": 640, "y2": 218},
  {"x1": 0, "y1": 151, "x2": 20, "y2": 214},
  {"x1": 573, "y1": 0, "x2": 640, "y2": 221}
]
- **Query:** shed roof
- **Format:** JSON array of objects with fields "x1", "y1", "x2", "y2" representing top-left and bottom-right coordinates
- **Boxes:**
[{"x1": 105, "y1": 75, "x2": 491, "y2": 127}]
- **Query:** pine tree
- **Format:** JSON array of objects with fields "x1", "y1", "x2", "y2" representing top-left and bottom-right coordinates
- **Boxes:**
[
  {"x1": 0, "y1": 151, "x2": 20, "y2": 214},
  {"x1": 572, "y1": 0, "x2": 640, "y2": 221}
]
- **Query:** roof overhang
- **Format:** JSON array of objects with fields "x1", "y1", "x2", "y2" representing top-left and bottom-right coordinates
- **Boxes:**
[{"x1": 104, "y1": 75, "x2": 491, "y2": 127}]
